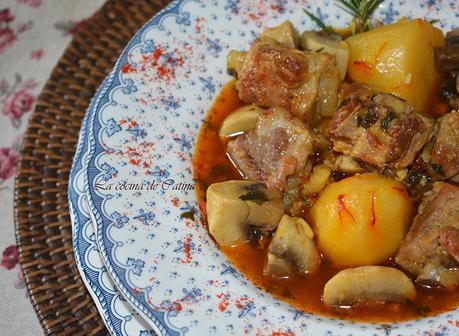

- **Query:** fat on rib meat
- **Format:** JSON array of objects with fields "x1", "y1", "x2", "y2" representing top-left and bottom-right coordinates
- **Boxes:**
[
  {"x1": 236, "y1": 38, "x2": 340, "y2": 123},
  {"x1": 328, "y1": 84, "x2": 434, "y2": 170},
  {"x1": 396, "y1": 182, "x2": 459, "y2": 289},
  {"x1": 227, "y1": 107, "x2": 313, "y2": 191}
]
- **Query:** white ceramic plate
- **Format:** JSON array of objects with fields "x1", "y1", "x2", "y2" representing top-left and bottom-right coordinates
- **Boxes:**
[
  {"x1": 83, "y1": 1, "x2": 459, "y2": 335},
  {"x1": 69, "y1": 81, "x2": 160, "y2": 335}
]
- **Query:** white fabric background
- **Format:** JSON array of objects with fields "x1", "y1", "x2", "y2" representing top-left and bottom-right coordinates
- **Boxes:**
[{"x1": 0, "y1": 1, "x2": 106, "y2": 334}]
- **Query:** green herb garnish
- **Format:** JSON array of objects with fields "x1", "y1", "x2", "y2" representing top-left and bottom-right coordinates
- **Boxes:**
[
  {"x1": 428, "y1": 19, "x2": 440, "y2": 25},
  {"x1": 380, "y1": 111, "x2": 396, "y2": 131},
  {"x1": 247, "y1": 225, "x2": 263, "y2": 242},
  {"x1": 304, "y1": 0, "x2": 384, "y2": 36},
  {"x1": 239, "y1": 189, "x2": 269, "y2": 205},
  {"x1": 337, "y1": 0, "x2": 384, "y2": 33},
  {"x1": 357, "y1": 106, "x2": 379, "y2": 129},
  {"x1": 303, "y1": 9, "x2": 337, "y2": 35},
  {"x1": 431, "y1": 163, "x2": 444, "y2": 175},
  {"x1": 303, "y1": 195, "x2": 312, "y2": 207},
  {"x1": 180, "y1": 210, "x2": 195, "y2": 220},
  {"x1": 404, "y1": 170, "x2": 432, "y2": 196},
  {"x1": 338, "y1": 97, "x2": 351, "y2": 109}
]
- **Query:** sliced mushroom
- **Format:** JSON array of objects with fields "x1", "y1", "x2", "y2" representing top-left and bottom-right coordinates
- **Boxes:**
[
  {"x1": 227, "y1": 50, "x2": 247, "y2": 76},
  {"x1": 260, "y1": 20, "x2": 299, "y2": 48},
  {"x1": 265, "y1": 253, "x2": 293, "y2": 277},
  {"x1": 323, "y1": 266, "x2": 416, "y2": 306},
  {"x1": 206, "y1": 180, "x2": 284, "y2": 246},
  {"x1": 300, "y1": 31, "x2": 349, "y2": 80},
  {"x1": 219, "y1": 105, "x2": 264, "y2": 138},
  {"x1": 264, "y1": 215, "x2": 320, "y2": 277}
]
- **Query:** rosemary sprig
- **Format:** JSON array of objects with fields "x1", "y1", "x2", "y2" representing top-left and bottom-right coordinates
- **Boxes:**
[
  {"x1": 336, "y1": 0, "x2": 384, "y2": 33},
  {"x1": 303, "y1": 9, "x2": 336, "y2": 35},
  {"x1": 303, "y1": 0, "x2": 384, "y2": 35}
]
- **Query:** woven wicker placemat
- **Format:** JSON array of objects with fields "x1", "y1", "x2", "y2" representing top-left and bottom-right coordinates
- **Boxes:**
[{"x1": 14, "y1": 1, "x2": 169, "y2": 335}]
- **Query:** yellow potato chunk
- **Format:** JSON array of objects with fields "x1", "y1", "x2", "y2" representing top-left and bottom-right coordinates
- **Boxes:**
[
  {"x1": 311, "y1": 173, "x2": 412, "y2": 266},
  {"x1": 346, "y1": 18, "x2": 445, "y2": 113}
]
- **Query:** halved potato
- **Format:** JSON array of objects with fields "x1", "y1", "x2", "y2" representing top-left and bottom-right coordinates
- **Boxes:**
[
  {"x1": 311, "y1": 173, "x2": 412, "y2": 266},
  {"x1": 346, "y1": 18, "x2": 445, "y2": 112},
  {"x1": 323, "y1": 266, "x2": 416, "y2": 306}
]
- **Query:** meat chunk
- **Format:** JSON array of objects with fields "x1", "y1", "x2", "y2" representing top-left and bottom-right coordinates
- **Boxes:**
[
  {"x1": 235, "y1": 39, "x2": 341, "y2": 122},
  {"x1": 439, "y1": 227, "x2": 459, "y2": 263},
  {"x1": 431, "y1": 110, "x2": 459, "y2": 181},
  {"x1": 328, "y1": 86, "x2": 434, "y2": 169},
  {"x1": 395, "y1": 182, "x2": 459, "y2": 289},
  {"x1": 227, "y1": 107, "x2": 313, "y2": 191}
]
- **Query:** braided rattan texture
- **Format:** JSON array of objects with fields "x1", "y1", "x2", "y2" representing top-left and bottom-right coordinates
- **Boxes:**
[{"x1": 14, "y1": 1, "x2": 169, "y2": 334}]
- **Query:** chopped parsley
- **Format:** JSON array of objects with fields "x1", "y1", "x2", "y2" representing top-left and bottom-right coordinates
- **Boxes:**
[
  {"x1": 380, "y1": 111, "x2": 397, "y2": 131},
  {"x1": 357, "y1": 107, "x2": 379, "y2": 129},
  {"x1": 431, "y1": 163, "x2": 444, "y2": 175},
  {"x1": 239, "y1": 186, "x2": 270, "y2": 205},
  {"x1": 303, "y1": 195, "x2": 312, "y2": 207},
  {"x1": 247, "y1": 225, "x2": 263, "y2": 242},
  {"x1": 180, "y1": 210, "x2": 195, "y2": 220}
]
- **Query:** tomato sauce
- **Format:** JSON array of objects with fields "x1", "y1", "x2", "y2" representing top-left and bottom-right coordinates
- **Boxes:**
[{"x1": 192, "y1": 81, "x2": 459, "y2": 322}]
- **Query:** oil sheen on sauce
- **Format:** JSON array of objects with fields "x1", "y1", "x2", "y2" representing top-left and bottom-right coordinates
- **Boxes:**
[{"x1": 192, "y1": 81, "x2": 459, "y2": 322}]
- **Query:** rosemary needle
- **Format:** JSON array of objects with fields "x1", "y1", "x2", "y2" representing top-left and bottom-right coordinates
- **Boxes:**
[
  {"x1": 303, "y1": 9, "x2": 337, "y2": 35},
  {"x1": 303, "y1": 0, "x2": 385, "y2": 35}
]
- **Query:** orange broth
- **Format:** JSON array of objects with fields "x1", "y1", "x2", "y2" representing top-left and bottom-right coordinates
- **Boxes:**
[{"x1": 192, "y1": 81, "x2": 459, "y2": 322}]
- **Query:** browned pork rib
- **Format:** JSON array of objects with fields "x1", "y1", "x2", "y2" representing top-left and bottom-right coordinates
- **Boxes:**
[
  {"x1": 235, "y1": 39, "x2": 340, "y2": 123},
  {"x1": 395, "y1": 182, "x2": 459, "y2": 289},
  {"x1": 327, "y1": 85, "x2": 434, "y2": 170},
  {"x1": 431, "y1": 110, "x2": 459, "y2": 181},
  {"x1": 227, "y1": 107, "x2": 313, "y2": 191}
]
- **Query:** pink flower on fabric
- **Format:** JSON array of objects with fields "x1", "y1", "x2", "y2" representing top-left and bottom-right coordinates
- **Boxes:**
[
  {"x1": 0, "y1": 9, "x2": 15, "y2": 23},
  {"x1": 1, "y1": 245, "x2": 19, "y2": 270},
  {"x1": 0, "y1": 147, "x2": 19, "y2": 180},
  {"x1": 0, "y1": 27, "x2": 17, "y2": 54},
  {"x1": 30, "y1": 48, "x2": 43, "y2": 60},
  {"x1": 3, "y1": 89, "x2": 35, "y2": 119}
]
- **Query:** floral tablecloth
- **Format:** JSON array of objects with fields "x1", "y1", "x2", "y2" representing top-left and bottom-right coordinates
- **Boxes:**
[{"x1": 0, "y1": 1, "x2": 106, "y2": 334}]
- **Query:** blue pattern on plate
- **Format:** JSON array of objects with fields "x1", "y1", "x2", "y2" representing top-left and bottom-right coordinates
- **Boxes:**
[
  {"x1": 69, "y1": 81, "x2": 160, "y2": 335},
  {"x1": 83, "y1": 0, "x2": 459, "y2": 335}
]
